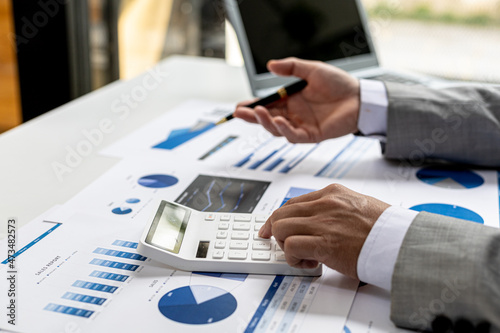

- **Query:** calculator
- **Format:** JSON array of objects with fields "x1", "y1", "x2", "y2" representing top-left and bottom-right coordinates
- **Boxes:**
[{"x1": 138, "y1": 200, "x2": 322, "y2": 276}]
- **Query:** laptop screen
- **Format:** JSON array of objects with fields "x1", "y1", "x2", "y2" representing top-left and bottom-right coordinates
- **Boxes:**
[{"x1": 237, "y1": 0, "x2": 371, "y2": 75}]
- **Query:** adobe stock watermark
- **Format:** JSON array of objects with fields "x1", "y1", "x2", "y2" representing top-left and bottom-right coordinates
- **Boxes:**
[
  {"x1": 5, "y1": 218, "x2": 17, "y2": 326},
  {"x1": 366, "y1": 0, "x2": 403, "y2": 38},
  {"x1": 408, "y1": 277, "x2": 468, "y2": 330},
  {"x1": 51, "y1": 67, "x2": 169, "y2": 182},
  {"x1": 384, "y1": 100, "x2": 475, "y2": 191},
  {"x1": 110, "y1": 67, "x2": 170, "y2": 120},
  {"x1": 51, "y1": 119, "x2": 115, "y2": 182},
  {"x1": 8, "y1": 0, "x2": 71, "y2": 52},
  {"x1": 339, "y1": 0, "x2": 403, "y2": 60}
]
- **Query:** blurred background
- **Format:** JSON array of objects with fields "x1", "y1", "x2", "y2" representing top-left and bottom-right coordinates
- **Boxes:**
[{"x1": 1, "y1": 0, "x2": 499, "y2": 133}]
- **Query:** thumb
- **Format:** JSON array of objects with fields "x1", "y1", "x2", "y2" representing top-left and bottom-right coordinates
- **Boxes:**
[{"x1": 267, "y1": 57, "x2": 314, "y2": 80}]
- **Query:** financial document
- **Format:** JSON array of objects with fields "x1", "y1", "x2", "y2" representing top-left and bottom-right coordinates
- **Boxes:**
[
  {"x1": 0, "y1": 212, "x2": 358, "y2": 333},
  {"x1": 100, "y1": 100, "x2": 383, "y2": 181},
  {"x1": 2, "y1": 99, "x2": 499, "y2": 333}
]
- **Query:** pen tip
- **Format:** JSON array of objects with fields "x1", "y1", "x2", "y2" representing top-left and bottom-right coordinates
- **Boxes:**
[{"x1": 215, "y1": 118, "x2": 227, "y2": 126}]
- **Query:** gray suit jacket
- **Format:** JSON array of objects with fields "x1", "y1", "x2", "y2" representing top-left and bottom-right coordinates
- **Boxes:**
[
  {"x1": 391, "y1": 213, "x2": 500, "y2": 331},
  {"x1": 384, "y1": 82, "x2": 500, "y2": 166},
  {"x1": 384, "y1": 83, "x2": 500, "y2": 331}
]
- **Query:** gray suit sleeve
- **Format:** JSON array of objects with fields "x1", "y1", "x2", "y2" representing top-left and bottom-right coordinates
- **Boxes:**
[
  {"x1": 390, "y1": 212, "x2": 500, "y2": 331},
  {"x1": 384, "y1": 82, "x2": 500, "y2": 167}
]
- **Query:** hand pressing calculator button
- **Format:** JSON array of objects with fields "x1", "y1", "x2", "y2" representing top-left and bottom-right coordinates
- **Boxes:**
[{"x1": 138, "y1": 200, "x2": 322, "y2": 276}]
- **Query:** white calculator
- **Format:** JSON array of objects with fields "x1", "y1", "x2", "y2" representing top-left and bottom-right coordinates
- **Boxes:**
[{"x1": 138, "y1": 200, "x2": 322, "y2": 276}]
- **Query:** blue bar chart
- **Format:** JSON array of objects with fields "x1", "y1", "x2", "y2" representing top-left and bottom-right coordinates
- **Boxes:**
[
  {"x1": 44, "y1": 238, "x2": 147, "y2": 320},
  {"x1": 316, "y1": 137, "x2": 376, "y2": 179}
]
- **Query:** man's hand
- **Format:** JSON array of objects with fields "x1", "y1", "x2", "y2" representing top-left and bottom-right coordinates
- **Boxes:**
[
  {"x1": 234, "y1": 57, "x2": 360, "y2": 143},
  {"x1": 259, "y1": 184, "x2": 390, "y2": 279}
]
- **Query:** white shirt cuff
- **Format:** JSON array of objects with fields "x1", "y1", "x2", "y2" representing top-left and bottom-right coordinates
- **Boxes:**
[
  {"x1": 357, "y1": 79, "x2": 389, "y2": 136},
  {"x1": 357, "y1": 205, "x2": 418, "y2": 290}
]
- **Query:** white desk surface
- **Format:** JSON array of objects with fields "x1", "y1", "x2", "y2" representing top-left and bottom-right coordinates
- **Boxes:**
[{"x1": 0, "y1": 56, "x2": 253, "y2": 231}]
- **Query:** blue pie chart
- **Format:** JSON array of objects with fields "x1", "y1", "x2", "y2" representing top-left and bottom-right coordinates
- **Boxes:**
[
  {"x1": 138, "y1": 174, "x2": 178, "y2": 188},
  {"x1": 112, "y1": 207, "x2": 132, "y2": 215},
  {"x1": 410, "y1": 203, "x2": 483, "y2": 224},
  {"x1": 158, "y1": 285, "x2": 237, "y2": 324},
  {"x1": 416, "y1": 167, "x2": 484, "y2": 189}
]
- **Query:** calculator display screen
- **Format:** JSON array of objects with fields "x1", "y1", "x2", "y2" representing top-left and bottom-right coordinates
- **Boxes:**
[{"x1": 145, "y1": 201, "x2": 190, "y2": 254}]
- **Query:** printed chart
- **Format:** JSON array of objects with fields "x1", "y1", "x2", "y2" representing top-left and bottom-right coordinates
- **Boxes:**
[
  {"x1": 280, "y1": 187, "x2": 316, "y2": 207},
  {"x1": 138, "y1": 174, "x2": 179, "y2": 188},
  {"x1": 233, "y1": 137, "x2": 318, "y2": 173},
  {"x1": 153, "y1": 121, "x2": 216, "y2": 150},
  {"x1": 231, "y1": 135, "x2": 379, "y2": 179},
  {"x1": 410, "y1": 203, "x2": 484, "y2": 224},
  {"x1": 416, "y1": 166, "x2": 484, "y2": 189},
  {"x1": 44, "y1": 239, "x2": 147, "y2": 319},
  {"x1": 315, "y1": 136, "x2": 378, "y2": 179},
  {"x1": 245, "y1": 275, "x2": 318, "y2": 333},
  {"x1": 111, "y1": 199, "x2": 141, "y2": 215},
  {"x1": 158, "y1": 285, "x2": 237, "y2": 324},
  {"x1": 199, "y1": 136, "x2": 238, "y2": 160},
  {"x1": 175, "y1": 175, "x2": 270, "y2": 213},
  {"x1": 99, "y1": 100, "x2": 233, "y2": 158}
]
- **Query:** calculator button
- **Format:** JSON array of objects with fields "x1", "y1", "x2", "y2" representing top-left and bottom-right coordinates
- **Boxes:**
[
  {"x1": 228, "y1": 251, "x2": 247, "y2": 260},
  {"x1": 231, "y1": 232, "x2": 249, "y2": 240},
  {"x1": 252, "y1": 241, "x2": 271, "y2": 251},
  {"x1": 275, "y1": 252, "x2": 286, "y2": 261},
  {"x1": 234, "y1": 215, "x2": 252, "y2": 222},
  {"x1": 220, "y1": 214, "x2": 231, "y2": 221},
  {"x1": 218, "y1": 222, "x2": 229, "y2": 230},
  {"x1": 229, "y1": 241, "x2": 248, "y2": 250},
  {"x1": 205, "y1": 213, "x2": 216, "y2": 221},
  {"x1": 252, "y1": 252, "x2": 271, "y2": 261},
  {"x1": 216, "y1": 231, "x2": 228, "y2": 239},
  {"x1": 254, "y1": 224, "x2": 264, "y2": 231},
  {"x1": 254, "y1": 233, "x2": 267, "y2": 240},
  {"x1": 233, "y1": 223, "x2": 250, "y2": 231},
  {"x1": 255, "y1": 216, "x2": 267, "y2": 223},
  {"x1": 214, "y1": 240, "x2": 226, "y2": 249},
  {"x1": 212, "y1": 250, "x2": 224, "y2": 259}
]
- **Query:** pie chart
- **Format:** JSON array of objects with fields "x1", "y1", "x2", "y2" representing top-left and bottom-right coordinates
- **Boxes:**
[
  {"x1": 158, "y1": 285, "x2": 237, "y2": 324},
  {"x1": 112, "y1": 207, "x2": 132, "y2": 215},
  {"x1": 416, "y1": 166, "x2": 484, "y2": 189},
  {"x1": 138, "y1": 174, "x2": 178, "y2": 188},
  {"x1": 410, "y1": 203, "x2": 483, "y2": 224}
]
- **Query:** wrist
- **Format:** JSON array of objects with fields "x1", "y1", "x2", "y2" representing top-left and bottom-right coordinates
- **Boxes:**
[
  {"x1": 357, "y1": 206, "x2": 417, "y2": 290},
  {"x1": 348, "y1": 79, "x2": 362, "y2": 134}
]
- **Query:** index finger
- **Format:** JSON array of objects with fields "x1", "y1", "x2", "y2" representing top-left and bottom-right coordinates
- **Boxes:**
[
  {"x1": 233, "y1": 106, "x2": 259, "y2": 124},
  {"x1": 281, "y1": 188, "x2": 326, "y2": 207},
  {"x1": 258, "y1": 218, "x2": 273, "y2": 238},
  {"x1": 259, "y1": 188, "x2": 325, "y2": 238}
]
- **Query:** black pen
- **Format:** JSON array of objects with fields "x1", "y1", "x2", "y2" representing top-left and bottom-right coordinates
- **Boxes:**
[{"x1": 215, "y1": 79, "x2": 308, "y2": 125}]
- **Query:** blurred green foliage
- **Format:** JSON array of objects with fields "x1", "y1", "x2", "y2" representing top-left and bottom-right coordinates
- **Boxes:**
[{"x1": 367, "y1": 1, "x2": 500, "y2": 26}]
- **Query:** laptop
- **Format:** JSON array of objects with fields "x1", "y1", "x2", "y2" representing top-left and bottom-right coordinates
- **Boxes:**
[{"x1": 224, "y1": 0, "x2": 441, "y2": 97}]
